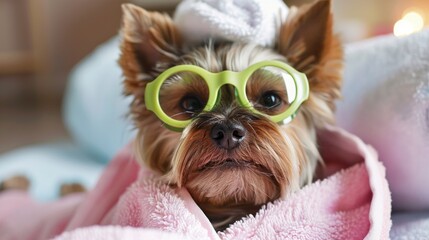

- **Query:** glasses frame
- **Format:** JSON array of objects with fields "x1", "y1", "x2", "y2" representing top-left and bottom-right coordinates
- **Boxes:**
[{"x1": 145, "y1": 60, "x2": 309, "y2": 131}]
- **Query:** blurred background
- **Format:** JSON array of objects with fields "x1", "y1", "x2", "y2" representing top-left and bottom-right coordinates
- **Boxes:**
[{"x1": 0, "y1": 0, "x2": 428, "y2": 154}]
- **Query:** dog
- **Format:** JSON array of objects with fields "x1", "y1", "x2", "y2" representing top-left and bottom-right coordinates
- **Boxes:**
[{"x1": 120, "y1": 0, "x2": 342, "y2": 231}]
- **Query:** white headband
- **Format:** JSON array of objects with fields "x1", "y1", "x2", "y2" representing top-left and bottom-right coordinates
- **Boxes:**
[{"x1": 174, "y1": 0, "x2": 289, "y2": 47}]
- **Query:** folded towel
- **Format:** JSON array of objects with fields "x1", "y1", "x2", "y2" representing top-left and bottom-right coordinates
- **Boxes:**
[
  {"x1": 174, "y1": 0, "x2": 288, "y2": 47},
  {"x1": 0, "y1": 126, "x2": 391, "y2": 240},
  {"x1": 336, "y1": 29, "x2": 429, "y2": 210},
  {"x1": 391, "y1": 211, "x2": 429, "y2": 239}
]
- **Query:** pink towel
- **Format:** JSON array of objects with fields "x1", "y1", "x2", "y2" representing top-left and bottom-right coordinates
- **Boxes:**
[
  {"x1": 53, "y1": 226, "x2": 188, "y2": 240},
  {"x1": 0, "y1": 126, "x2": 391, "y2": 240}
]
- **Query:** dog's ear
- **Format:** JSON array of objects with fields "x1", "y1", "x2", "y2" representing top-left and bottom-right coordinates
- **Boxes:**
[
  {"x1": 119, "y1": 4, "x2": 182, "y2": 96},
  {"x1": 278, "y1": 0, "x2": 342, "y2": 123},
  {"x1": 278, "y1": 0, "x2": 340, "y2": 74}
]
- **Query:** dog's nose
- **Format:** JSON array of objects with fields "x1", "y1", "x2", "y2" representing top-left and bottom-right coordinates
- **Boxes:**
[{"x1": 210, "y1": 122, "x2": 246, "y2": 150}]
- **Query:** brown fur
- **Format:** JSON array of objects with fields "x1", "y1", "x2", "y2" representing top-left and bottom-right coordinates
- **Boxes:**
[
  {"x1": 119, "y1": 0, "x2": 342, "y2": 231},
  {"x1": 60, "y1": 183, "x2": 86, "y2": 197},
  {"x1": 0, "y1": 175, "x2": 87, "y2": 197},
  {"x1": 0, "y1": 175, "x2": 30, "y2": 192}
]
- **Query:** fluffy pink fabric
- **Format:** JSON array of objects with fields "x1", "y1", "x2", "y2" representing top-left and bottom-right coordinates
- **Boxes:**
[
  {"x1": 0, "y1": 127, "x2": 391, "y2": 240},
  {"x1": 53, "y1": 226, "x2": 187, "y2": 240}
]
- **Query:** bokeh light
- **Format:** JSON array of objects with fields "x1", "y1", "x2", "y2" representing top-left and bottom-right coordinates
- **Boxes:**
[{"x1": 394, "y1": 11, "x2": 425, "y2": 37}]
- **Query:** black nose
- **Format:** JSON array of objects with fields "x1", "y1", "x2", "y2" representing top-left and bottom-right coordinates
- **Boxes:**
[{"x1": 210, "y1": 122, "x2": 246, "y2": 150}]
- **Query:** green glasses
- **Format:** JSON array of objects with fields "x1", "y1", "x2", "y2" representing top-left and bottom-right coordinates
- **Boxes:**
[{"x1": 145, "y1": 60, "x2": 309, "y2": 131}]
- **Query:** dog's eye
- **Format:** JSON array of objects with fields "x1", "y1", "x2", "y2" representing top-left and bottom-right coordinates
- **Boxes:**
[
  {"x1": 259, "y1": 91, "x2": 282, "y2": 109},
  {"x1": 180, "y1": 95, "x2": 204, "y2": 113}
]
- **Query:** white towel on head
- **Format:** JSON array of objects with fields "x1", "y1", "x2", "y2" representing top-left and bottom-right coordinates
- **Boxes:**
[{"x1": 174, "y1": 0, "x2": 289, "y2": 47}]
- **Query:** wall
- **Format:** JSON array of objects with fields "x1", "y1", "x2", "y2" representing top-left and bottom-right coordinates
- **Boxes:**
[{"x1": 37, "y1": 0, "x2": 125, "y2": 102}]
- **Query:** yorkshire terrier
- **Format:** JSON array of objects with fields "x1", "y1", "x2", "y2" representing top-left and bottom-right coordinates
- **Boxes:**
[{"x1": 120, "y1": 0, "x2": 342, "y2": 231}]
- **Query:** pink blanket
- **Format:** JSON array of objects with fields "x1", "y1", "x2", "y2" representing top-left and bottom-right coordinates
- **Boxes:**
[{"x1": 0, "y1": 127, "x2": 391, "y2": 239}]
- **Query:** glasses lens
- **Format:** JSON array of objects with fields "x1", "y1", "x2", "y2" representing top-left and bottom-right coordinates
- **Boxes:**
[
  {"x1": 245, "y1": 66, "x2": 297, "y2": 116},
  {"x1": 159, "y1": 71, "x2": 209, "y2": 121}
]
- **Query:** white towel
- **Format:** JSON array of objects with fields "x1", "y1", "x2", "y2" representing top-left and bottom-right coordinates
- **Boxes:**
[
  {"x1": 174, "y1": 0, "x2": 289, "y2": 47},
  {"x1": 336, "y1": 29, "x2": 429, "y2": 211}
]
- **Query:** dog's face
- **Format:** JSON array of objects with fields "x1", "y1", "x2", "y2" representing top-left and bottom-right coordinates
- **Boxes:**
[{"x1": 120, "y1": 0, "x2": 342, "y2": 228}]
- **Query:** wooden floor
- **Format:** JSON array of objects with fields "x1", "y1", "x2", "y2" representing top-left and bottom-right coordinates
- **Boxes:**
[{"x1": 0, "y1": 101, "x2": 70, "y2": 154}]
